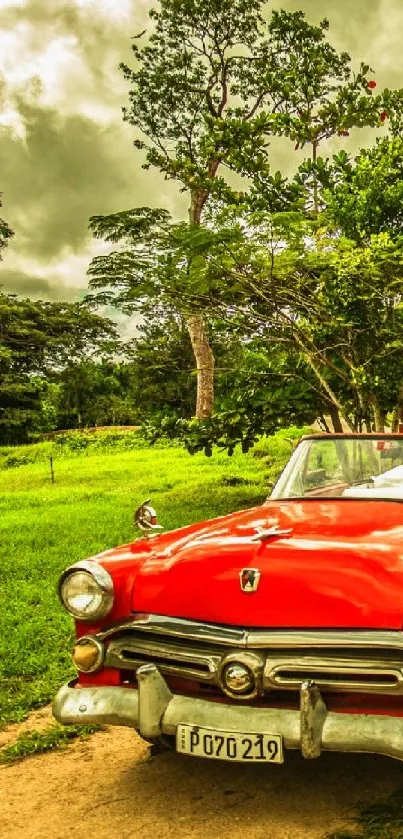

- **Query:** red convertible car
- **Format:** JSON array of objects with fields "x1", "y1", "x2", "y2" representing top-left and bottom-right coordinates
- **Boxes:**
[{"x1": 53, "y1": 434, "x2": 403, "y2": 763}]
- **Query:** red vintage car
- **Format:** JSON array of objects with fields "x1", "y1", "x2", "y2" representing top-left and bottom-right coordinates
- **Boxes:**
[{"x1": 53, "y1": 433, "x2": 403, "y2": 764}]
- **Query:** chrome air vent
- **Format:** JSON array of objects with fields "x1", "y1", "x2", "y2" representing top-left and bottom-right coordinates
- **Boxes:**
[
  {"x1": 264, "y1": 655, "x2": 403, "y2": 693},
  {"x1": 105, "y1": 633, "x2": 224, "y2": 682}
]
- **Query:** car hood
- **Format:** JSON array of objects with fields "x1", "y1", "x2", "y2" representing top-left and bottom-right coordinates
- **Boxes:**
[{"x1": 131, "y1": 500, "x2": 403, "y2": 629}]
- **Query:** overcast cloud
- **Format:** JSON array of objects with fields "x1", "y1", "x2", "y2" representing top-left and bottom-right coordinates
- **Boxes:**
[{"x1": 0, "y1": 0, "x2": 402, "y2": 304}]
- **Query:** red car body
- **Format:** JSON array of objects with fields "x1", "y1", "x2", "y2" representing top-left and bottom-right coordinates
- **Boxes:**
[{"x1": 53, "y1": 434, "x2": 403, "y2": 763}]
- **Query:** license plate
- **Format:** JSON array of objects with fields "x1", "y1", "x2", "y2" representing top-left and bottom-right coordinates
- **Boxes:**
[{"x1": 176, "y1": 725, "x2": 284, "y2": 763}]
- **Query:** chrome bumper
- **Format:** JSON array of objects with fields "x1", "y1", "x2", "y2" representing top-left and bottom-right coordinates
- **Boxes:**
[{"x1": 52, "y1": 664, "x2": 403, "y2": 761}]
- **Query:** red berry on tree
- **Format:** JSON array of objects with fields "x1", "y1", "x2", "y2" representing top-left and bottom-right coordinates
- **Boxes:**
[
  {"x1": 380, "y1": 110, "x2": 388, "y2": 122},
  {"x1": 367, "y1": 80, "x2": 377, "y2": 89},
  {"x1": 342, "y1": 130, "x2": 350, "y2": 136}
]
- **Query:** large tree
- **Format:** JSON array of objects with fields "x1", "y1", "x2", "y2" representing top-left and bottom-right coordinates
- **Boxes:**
[{"x1": 89, "y1": 1, "x2": 383, "y2": 417}]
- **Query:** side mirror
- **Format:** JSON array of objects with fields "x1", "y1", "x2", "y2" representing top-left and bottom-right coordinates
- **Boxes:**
[{"x1": 134, "y1": 499, "x2": 163, "y2": 534}]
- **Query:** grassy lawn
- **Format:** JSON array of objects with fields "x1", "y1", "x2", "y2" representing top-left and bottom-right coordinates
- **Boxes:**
[{"x1": 0, "y1": 429, "x2": 303, "y2": 728}]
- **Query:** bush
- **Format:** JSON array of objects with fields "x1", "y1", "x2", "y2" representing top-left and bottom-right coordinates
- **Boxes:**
[
  {"x1": 0, "y1": 441, "x2": 54, "y2": 470},
  {"x1": 0, "y1": 426, "x2": 180, "y2": 470},
  {"x1": 54, "y1": 427, "x2": 148, "y2": 453}
]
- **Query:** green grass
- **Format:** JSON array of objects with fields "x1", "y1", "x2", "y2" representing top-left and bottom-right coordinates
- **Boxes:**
[
  {"x1": 326, "y1": 789, "x2": 403, "y2": 839},
  {"x1": 0, "y1": 430, "x2": 304, "y2": 728},
  {"x1": 0, "y1": 723, "x2": 101, "y2": 764}
]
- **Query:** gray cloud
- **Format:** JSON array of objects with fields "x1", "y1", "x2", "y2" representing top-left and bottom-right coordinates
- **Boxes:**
[
  {"x1": 0, "y1": 0, "x2": 402, "y2": 302},
  {"x1": 0, "y1": 98, "x2": 141, "y2": 260},
  {"x1": 0, "y1": 268, "x2": 62, "y2": 299}
]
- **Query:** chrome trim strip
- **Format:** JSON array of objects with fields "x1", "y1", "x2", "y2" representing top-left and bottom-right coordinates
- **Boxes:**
[
  {"x1": 97, "y1": 614, "x2": 403, "y2": 652},
  {"x1": 97, "y1": 614, "x2": 245, "y2": 645},
  {"x1": 53, "y1": 673, "x2": 403, "y2": 761}
]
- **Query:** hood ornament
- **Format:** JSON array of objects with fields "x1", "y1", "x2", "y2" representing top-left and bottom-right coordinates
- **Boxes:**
[
  {"x1": 239, "y1": 568, "x2": 261, "y2": 593},
  {"x1": 251, "y1": 525, "x2": 293, "y2": 543},
  {"x1": 134, "y1": 499, "x2": 163, "y2": 536}
]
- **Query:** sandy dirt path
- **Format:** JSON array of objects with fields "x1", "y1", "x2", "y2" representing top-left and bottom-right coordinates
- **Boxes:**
[{"x1": 1, "y1": 716, "x2": 403, "y2": 839}]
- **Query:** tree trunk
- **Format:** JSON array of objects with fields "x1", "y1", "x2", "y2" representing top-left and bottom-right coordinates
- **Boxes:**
[
  {"x1": 371, "y1": 397, "x2": 385, "y2": 432},
  {"x1": 185, "y1": 185, "x2": 217, "y2": 418},
  {"x1": 318, "y1": 414, "x2": 331, "y2": 433},
  {"x1": 329, "y1": 406, "x2": 343, "y2": 433},
  {"x1": 392, "y1": 386, "x2": 403, "y2": 432},
  {"x1": 187, "y1": 313, "x2": 215, "y2": 417}
]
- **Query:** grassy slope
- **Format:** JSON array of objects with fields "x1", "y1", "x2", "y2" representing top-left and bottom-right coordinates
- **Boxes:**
[{"x1": 1, "y1": 434, "x2": 302, "y2": 727}]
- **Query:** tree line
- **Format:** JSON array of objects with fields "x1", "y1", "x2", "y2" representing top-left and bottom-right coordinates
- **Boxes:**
[{"x1": 3, "y1": 1, "x2": 403, "y2": 451}]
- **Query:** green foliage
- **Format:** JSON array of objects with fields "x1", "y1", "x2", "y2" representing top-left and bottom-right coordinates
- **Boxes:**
[
  {"x1": 324, "y1": 137, "x2": 403, "y2": 241},
  {"x1": 125, "y1": 304, "x2": 197, "y2": 418},
  {"x1": 162, "y1": 207, "x2": 403, "y2": 432},
  {"x1": 122, "y1": 2, "x2": 383, "y2": 197},
  {"x1": 144, "y1": 399, "x2": 312, "y2": 458},
  {"x1": 85, "y1": 2, "x2": 400, "y2": 435},
  {"x1": 0, "y1": 292, "x2": 120, "y2": 445},
  {"x1": 52, "y1": 427, "x2": 148, "y2": 453},
  {"x1": 55, "y1": 360, "x2": 140, "y2": 430},
  {"x1": 0, "y1": 724, "x2": 101, "y2": 765}
]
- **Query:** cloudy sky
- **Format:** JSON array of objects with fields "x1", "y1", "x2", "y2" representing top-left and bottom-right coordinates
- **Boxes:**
[{"x1": 0, "y1": 0, "x2": 401, "y2": 305}]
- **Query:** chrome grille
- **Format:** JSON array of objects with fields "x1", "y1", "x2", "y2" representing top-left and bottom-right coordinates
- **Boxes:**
[
  {"x1": 105, "y1": 632, "x2": 225, "y2": 682},
  {"x1": 101, "y1": 615, "x2": 403, "y2": 695},
  {"x1": 264, "y1": 655, "x2": 403, "y2": 693}
]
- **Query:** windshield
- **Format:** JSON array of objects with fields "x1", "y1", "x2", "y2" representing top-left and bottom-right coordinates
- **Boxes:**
[{"x1": 270, "y1": 436, "x2": 403, "y2": 501}]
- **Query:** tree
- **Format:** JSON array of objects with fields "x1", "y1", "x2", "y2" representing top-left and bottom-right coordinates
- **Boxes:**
[
  {"x1": 166, "y1": 208, "x2": 403, "y2": 434},
  {"x1": 56, "y1": 360, "x2": 139, "y2": 429},
  {"x1": 0, "y1": 193, "x2": 13, "y2": 257},
  {"x1": 0, "y1": 293, "x2": 119, "y2": 443},
  {"x1": 89, "y1": 2, "x2": 384, "y2": 417}
]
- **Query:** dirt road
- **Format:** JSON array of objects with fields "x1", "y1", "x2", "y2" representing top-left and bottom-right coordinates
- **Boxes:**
[{"x1": 1, "y1": 715, "x2": 403, "y2": 839}]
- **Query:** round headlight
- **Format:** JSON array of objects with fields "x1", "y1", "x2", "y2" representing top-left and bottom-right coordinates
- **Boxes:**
[{"x1": 59, "y1": 561, "x2": 114, "y2": 621}]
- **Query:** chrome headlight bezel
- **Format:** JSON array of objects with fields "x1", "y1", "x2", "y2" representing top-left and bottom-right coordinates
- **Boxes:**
[{"x1": 58, "y1": 560, "x2": 114, "y2": 621}]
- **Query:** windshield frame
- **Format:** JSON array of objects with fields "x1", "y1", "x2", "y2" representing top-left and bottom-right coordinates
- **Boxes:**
[{"x1": 269, "y1": 433, "x2": 403, "y2": 503}]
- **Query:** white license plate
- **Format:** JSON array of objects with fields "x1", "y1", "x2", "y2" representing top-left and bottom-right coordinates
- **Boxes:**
[{"x1": 176, "y1": 725, "x2": 284, "y2": 763}]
